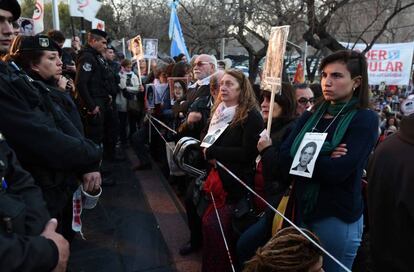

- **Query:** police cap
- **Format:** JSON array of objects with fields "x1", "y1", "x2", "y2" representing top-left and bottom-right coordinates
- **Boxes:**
[
  {"x1": 0, "y1": 0, "x2": 21, "y2": 21},
  {"x1": 89, "y1": 29, "x2": 107, "y2": 39},
  {"x1": 11, "y1": 34, "x2": 62, "y2": 56},
  {"x1": 106, "y1": 44, "x2": 115, "y2": 50},
  {"x1": 106, "y1": 39, "x2": 116, "y2": 51}
]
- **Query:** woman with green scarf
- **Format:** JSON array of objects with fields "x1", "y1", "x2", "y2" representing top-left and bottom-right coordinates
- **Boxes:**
[{"x1": 279, "y1": 50, "x2": 379, "y2": 271}]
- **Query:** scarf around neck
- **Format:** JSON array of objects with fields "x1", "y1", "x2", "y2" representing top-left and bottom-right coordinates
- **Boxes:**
[
  {"x1": 290, "y1": 97, "x2": 358, "y2": 217},
  {"x1": 206, "y1": 102, "x2": 237, "y2": 135}
]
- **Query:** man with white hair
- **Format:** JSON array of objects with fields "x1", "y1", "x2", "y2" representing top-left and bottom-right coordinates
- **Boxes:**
[
  {"x1": 178, "y1": 55, "x2": 219, "y2": 256},
  {"x1": 178, "y1": 54, "x2": 217, "y2": 138},
  {"x1": 184, "y1": 54, "x2": 217, "y2": 112}
]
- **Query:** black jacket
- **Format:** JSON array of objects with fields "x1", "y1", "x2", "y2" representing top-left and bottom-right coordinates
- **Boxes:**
[
  {"x1": 75, "y1": 45, "x2": 112, "y2": 111},
  {"x1": 29, "y1": 73, "x2": 85, "y2": 136},
  {"x1": 0, "y1": 137, "x2": 58, "y2": 272},
  {"x1": 178, "y1": 84, "x2": 210, "y2": 115},
  {"x1": 0, "y1": 61, "x2": 102, "y2": 216},
  {"x1": 260, "y1": 118, "x2": 297, "y2": 200},
  {"x1": 368, "y1": 115, "x2": 414, "y2": 272},
  {"x1": 206, "y1": 109, "x2": 264, "y2": 202}
]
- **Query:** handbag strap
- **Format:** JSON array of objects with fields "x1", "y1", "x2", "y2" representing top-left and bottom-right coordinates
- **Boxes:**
[{"x1": 271, "y1": 179, "x2": 295, "y2": 235}]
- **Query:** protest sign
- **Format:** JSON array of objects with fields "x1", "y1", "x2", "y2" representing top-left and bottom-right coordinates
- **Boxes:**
[
  {"x1": 143, "y1": 39, "x2": 158, "y2": 59},
  {"x1": 261, "y1": 25, "x2": 290, "y2": 133},
  {"x1": 342, "y1": 42, "x2": 414, "y2": 85}
]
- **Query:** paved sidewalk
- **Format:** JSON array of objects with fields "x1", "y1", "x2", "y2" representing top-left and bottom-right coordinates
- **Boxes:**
[
  {"x1": 126, "y1": 149, "x2": 202, "y2": 272},
  {"x1": 68, "y1": 156, "x2": 174, "y2": 272}
]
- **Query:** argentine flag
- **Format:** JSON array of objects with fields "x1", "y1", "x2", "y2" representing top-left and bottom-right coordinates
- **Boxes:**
[{"x1": 169, "y1": 1, "x2": 190, "y2": 60}]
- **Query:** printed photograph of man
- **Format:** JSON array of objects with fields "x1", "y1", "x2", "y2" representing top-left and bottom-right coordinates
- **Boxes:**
[
  {"x1": 144, "y1": 39, "x2": 157, "y2": 59},
  {"x1": 291, "y1": 141, "x2": 317, "y2": 173},
  {"x1": 19, "y1": 19, "x2": 33, "y2": 36},
  {"x1": 203, "y1": 129, "x2": 222, "y2": 145}
]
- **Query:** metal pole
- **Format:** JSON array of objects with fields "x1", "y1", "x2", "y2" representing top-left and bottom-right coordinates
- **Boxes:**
[
  {"x1": 287, "y1": 40, "x2": 302, "y2": 52},
  {"x1": 221, "y1": 38, "x2": 225, "y2": 59},
  {"x1": 303, "y1": 41, "x2": 308, "y2": 80},
  {"x1": 51, "y1": 0, "x2": 60, "y2": 30},
  {"x1": 80, "y1": 18, "x2": 86, "y2": 45},
  {"x1": 70, "y1": 16, "x2": 75, "y2": 38},
  {"x1": 122, "y1": 38, "x2": 126, "y2": 57}
]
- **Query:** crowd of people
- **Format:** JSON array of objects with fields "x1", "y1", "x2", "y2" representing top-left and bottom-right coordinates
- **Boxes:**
[{"x1": 0, "y1": 0, "x2": 414, "y2": 271}]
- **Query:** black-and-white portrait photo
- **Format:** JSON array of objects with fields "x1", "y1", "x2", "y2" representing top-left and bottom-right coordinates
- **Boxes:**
[
  {"x1": 290, "y1": 132, "x2": 327, "y2": 178},
  {"x1": 143, "y1": 39, "x2": 158, "y2": 59},
  {"x1": 18, "y1": 18, "x2": 34, "y2": 36},
  {"x1": 291, "y1": 141, "x2": 317, "y2": 173}
]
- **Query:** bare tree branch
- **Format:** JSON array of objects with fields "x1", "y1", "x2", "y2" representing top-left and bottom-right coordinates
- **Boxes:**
[{"x1": 363, "y1": 1, "x2": 414, "y2": 52}]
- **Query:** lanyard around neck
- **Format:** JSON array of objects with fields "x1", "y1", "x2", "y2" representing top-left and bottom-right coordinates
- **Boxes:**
[{"x1": 311, "y1": 100, "x2": 350, "y2": 133}]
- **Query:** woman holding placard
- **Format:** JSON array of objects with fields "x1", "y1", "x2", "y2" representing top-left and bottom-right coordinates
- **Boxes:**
[
  {"x1": 200, "y1": 69, "x2": 263, "y2": 272},
  {"x1": 279, "y1": 50, "x2": 379, "y2": 271},
  {"x1": 236, "y1": 82, "x2": 298, "y2": 266}
]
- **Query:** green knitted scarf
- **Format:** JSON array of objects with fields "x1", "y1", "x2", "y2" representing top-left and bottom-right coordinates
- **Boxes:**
[{"x1": 290, "y1": 97, "x2": 358, "y2": 217}]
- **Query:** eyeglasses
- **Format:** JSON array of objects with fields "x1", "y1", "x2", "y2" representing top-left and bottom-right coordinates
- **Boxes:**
[
  {"x1": 297, "y1": 97, "x2": 315, "y2": 105},
  {"x1": 194, "y1": 61, "x2": 211, "y2": 67}
]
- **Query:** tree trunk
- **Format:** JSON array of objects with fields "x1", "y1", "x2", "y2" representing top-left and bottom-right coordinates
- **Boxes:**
[{"x1": 248, "y1": 54, "x2": 261, "y2": 85}]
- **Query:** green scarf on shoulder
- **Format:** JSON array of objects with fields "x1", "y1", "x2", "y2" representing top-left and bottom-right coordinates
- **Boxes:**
[{"x1": 290, "y1": 97, "x2": 358, "y2": 217}]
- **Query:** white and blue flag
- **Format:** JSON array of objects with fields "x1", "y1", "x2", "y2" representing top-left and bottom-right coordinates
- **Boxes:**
[{"x1": 169, "y1": 1, "x2": 190, "y2": 60}]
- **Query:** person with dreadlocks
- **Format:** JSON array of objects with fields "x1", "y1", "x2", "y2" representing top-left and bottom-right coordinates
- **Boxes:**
[{"x1": 243, "y1": 227, "x2": 324, "y2": 272}]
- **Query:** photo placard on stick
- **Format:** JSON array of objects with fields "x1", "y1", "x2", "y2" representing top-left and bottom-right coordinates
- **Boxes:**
[
  {"x1": 167, "y1": 77, "x2": 191, "y2": 104},
  {"x1": 143, "y1": 39, "x2": 158, "y2": 59},
  {"x1": 261, "y1": 25, "x2": 290, "y2": 93},
  {"x1": 129, "y1": 35, "x2": 144, "y2": 60},
  {"x1": 261, "y1": 25, "x2": 290, "y2": 135}
]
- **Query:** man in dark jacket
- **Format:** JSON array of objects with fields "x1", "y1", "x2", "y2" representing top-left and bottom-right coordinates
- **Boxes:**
[
  {"x1": 368, "y1": 97, "x2": 414, "y2": 272},
  {"x1": 75, "y1": 29, "x2": 113, "y2": 147},
  {"x1": 178, "y1": 54, "x2": 218, "y2": 140},
  {"x1": 0, "y1": 134, "x2": 69, "y2": 272},
  {"x1": 0, "y1": 0, "x2": 18, "y2": 56},
  {"x1": 76, "y1": 29, "x2": 117, "y2": 184}
]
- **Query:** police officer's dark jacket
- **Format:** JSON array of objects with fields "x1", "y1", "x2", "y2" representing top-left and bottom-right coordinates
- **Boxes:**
[
  {"x1": 0, "y1": 61, "x2": 102, "y2": 216},
  {"x1": 75, "y1": 44, "x2": 113, "y2": 111},
  {"x1": 0, "y1": 135, "x2": 59, "y2": 271},
  {"x1": 29, "y1": 72, "x2": 85, "y2": 135},
  {"x1": 107, "y1": 59, "x2": 121, "y2": 98}
]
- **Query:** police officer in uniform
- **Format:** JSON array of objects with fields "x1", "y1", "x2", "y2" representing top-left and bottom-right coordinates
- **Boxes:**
[
  {"x1": 0, "y1": 8, "x2": 102, "y2": 240},
  {"x1": 0, "y1": 134, "x2": 69, "y2": 272},
  {"x1": 75, "y1": 29, "x2": 117, "y2": 184},
  {"x1": 104, "y1": 44, "x2": 124, "y2": 161},
  {"x1": 0, "y1": 0, "x2": 70, "y2": 270}
]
